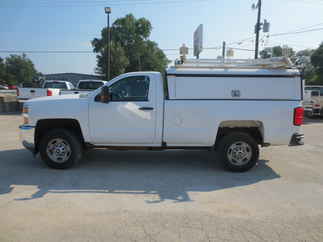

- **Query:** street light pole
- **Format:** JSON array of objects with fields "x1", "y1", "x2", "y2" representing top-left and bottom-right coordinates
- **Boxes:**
[
  {"x1": 254, "y1": 0, "x2": 262, "y2": 59},
  {"x1": 105, "y1": 7, "x2": 111, "y2": 81},
  {"x1": 222, "y1": 41, "x2": 226, "y2": 60}
]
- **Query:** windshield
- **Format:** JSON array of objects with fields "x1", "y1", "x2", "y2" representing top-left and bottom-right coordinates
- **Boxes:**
[
  {"x1": 78, "y1": 81, "x2": 104, "y2": 90},
  {"x1": 44, "y1": 82, "x2": 67, "y2": 89}
]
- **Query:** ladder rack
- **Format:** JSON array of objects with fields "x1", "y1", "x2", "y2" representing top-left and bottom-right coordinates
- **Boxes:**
[{"x1": 174, "y1": 57, "x2": 295, "y2": 70}]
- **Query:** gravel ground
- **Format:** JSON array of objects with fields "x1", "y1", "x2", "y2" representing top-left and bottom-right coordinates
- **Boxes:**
[{"x1": 0, "y1": 114, "x2": 323, "y2": 242}]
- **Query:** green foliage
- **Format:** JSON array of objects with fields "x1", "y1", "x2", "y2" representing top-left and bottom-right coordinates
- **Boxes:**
[
  {"x1": 0, "y1": 54, "x2": 39, "y2": 85},
  {"x1": 94, "y1": 42, "x2": 129, "y2": 78},
  {"x1": 92, "y1": 14, "x2": 169, "y2": 80},
  {"x1": 296, "y1": 49, "x2": 315, "y2": 57},
  {"x1": 294, "y1": 49, "x2": 316, "y2": 84},
  {"x1": 0, "y1": 57, "x2": 5, "y2": 84},
  {"x1": 311, "y1": 43, "x2": 323, "y2": 84}
]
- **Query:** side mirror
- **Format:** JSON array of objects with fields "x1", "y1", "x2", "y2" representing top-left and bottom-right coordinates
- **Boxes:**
[{"x1": 100, "y1": 86, "x2": 110, "y2": 103}]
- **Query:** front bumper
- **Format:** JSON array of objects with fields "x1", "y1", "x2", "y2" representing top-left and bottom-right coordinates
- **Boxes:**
[{"x1": 19, "y1": 125, "x2": 36, "y2": 154}]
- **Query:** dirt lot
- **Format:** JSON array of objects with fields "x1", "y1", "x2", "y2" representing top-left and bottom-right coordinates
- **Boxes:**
[{"x1": 0, "y1": 114, "x2": 323, "y2": 242}]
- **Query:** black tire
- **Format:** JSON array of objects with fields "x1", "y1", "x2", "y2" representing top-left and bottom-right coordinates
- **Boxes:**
[
  {"x1": 39, "y1": 129, "x2": 83, "y2": 169},
  {"x1": 217, "y1": 132, "x2": 259, "y2": 172}
]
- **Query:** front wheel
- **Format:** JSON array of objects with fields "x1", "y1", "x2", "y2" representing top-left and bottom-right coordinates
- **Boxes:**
[
  {"x1": 39, "y1": 129, "x2": 83, "y2": 169},
  {"x1": 217, "y1": 132, "x2": 259, "y2": 172}
]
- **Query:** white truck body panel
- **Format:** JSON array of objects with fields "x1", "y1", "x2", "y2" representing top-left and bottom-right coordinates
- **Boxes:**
[
  {"x1": 167, "y1": 69, "x2": 301, "y2": 100},
  {"x1": 88, "y1": 73, "x2": 163, "y2": 145},
  {"x1": 60, "y1": 90, "x2": 91, "y2": 95},
  {"x1": 27, "y1": 94, "x2": 91, "y2": 142},
  {"x1": 164, "y1": 100, "x2": 299, "y2": 146},
  {"x1": 22, "y1": 59, "x2": 303, "y2": 149}
]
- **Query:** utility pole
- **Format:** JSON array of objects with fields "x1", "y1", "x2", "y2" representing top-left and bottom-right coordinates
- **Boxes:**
[
  {"x1": 254, "y1": 0, "x2": 262, "y2": 59},
  {"x1": 104, "y1": 7, "x2": 112, "y2": 81},
  {"x1": 222, "y1": 41, "x2": 226, "y2": 60}
]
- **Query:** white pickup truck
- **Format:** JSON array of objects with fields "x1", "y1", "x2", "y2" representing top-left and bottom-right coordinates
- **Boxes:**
[
  {"x1": 60, "y1": 80, "x2": 106, "y2": 95},
  {"x1": 19, "y1": 58, "x2": 304, "y2": 172},
  {"x1": 17, "y1": 80, "x2": 74, "y2": 101},
  {"x1": 303, "y1": 86, "x2": 323, "y2": 117}
]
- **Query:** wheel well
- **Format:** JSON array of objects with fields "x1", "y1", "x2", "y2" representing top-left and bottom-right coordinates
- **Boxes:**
[
  {"x1": 215, "y1": 121, "x2": 264, "y2": 147},
  {"x1": 35, "y1": 119, "x2": 84, "y2": 151}
]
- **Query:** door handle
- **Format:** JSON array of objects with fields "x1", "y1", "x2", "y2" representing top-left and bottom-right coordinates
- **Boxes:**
[
  {"x1": 30, "y1": 90, "x2": 35, "y2": 93},
  {"x1": 139, "y1": 107, "x2": 154, "y2": 111}
]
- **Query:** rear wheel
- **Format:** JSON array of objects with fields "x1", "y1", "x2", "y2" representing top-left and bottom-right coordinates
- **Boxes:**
[
  {"x1": 39, "y1": 129, "x2": 82, "y2": 169},
  {"x1": 217, "y1": 132, "x2": 259, "y2": 172}
]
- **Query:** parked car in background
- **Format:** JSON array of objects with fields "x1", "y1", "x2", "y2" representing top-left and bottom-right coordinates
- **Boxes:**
[
  {"x1": 20, "y1": 57, "x2": 304, "y2": 172},
  {"x1": 0, "y1": 84, "x2": 9, "y2": 90},
  {"x1": 303, "y1": 86, "x2": 323, "y2": 117},
  {"x1": 7, "y1": 85, "x2": 17, "y2": 90},
  {"x1": 17, "y1": 80, "x2": 74, "y2": 101},
  {"x1": 77, "y1": 80, "x2": 107, "y2": 90},
  {"x1": 60, "y1": 80, "x2": 106, "y2": 95},
  {"x1": 17, "y1": 87, "x2": 60, "y2": 101},
  {"x1": 42, "y1": 80, "x2": 75, "y2": 90}
]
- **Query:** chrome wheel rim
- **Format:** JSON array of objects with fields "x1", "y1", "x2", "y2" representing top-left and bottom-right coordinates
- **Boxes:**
[
  {"x1": 227, "y1": 141, "x2": 252, "y2": 166},
  {"x1": 46, "y1": 138, "x2": 71, "y2": 163}
]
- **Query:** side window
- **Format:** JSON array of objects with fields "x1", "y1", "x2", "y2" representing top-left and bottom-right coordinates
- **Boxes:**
[
  {"x1": 109, "y1": 76, "x2": 150, "y2": 102},
  {"x1": 320, "y1": 88, "x2": 323, "y2": 96},
  {"x1": 312, "y1": 91, "x2": 319, "y2": 97}
]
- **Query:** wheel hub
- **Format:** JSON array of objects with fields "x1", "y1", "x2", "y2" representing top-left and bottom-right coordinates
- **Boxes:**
[
  {"x1": 227, "y1": 141, "x2": 252, "y2": 166},
  {"x1": 46, "y1": 138, "x2": 71, "y2": 163}
]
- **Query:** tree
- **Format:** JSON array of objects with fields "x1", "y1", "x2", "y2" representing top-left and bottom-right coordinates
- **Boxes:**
[
  {"x1": 92, "y1": 14, "x2": 169, "y2": 79},
  {"x1": 5, "y1": 54, "x2": 38, "y2": 85},
  {"x1": 92, "y1": 39, "x2": 129, "y2": 78},
  {"x1": 0, "y1": 57, "x2": 6, "y2": 84},
  {"x1": 295, "y1": 49, "x2": 316, "y2": 84},
  {"x1": 311, "y1": 43, "x2": 323, "y2": 84}
]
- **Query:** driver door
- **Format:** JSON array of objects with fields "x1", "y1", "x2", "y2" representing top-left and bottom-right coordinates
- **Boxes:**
[{"x1": 89, "y1": 75, "x2": 156, "y2": 145}]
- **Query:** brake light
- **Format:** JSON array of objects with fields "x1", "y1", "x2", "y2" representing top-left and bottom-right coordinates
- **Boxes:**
[
  {"x1": 47, "y1": 89, "x2": 53, "y2": 96},
  {"x1": 294, "y1": 107, "x2": 304, "y2": 126},
  {"x1": 314, "y1": 104, "x2": 321, "y2": 108}
]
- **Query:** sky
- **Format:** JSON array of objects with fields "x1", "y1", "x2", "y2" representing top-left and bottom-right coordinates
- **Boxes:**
[{"x1": 1, "y1": 0, "x2": 323, "y2": 75}]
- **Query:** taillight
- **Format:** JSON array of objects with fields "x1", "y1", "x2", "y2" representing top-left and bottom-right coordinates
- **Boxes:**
[
  {"x1": 294, "y1": 107, "x2": 304, "y2": 126},
  {"x1": 314, "y1": 104, "x2": 321, "y2": 108},
  {"x1": 47, "y1": 89, "x2": 53, "y2": 96}
]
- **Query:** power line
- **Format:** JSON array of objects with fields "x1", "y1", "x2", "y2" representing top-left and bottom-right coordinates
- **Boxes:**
[
  {"x1": 2, "y1": 21, "x2": 323, "y2": 55},
  {"x1": 270, "y1": 27, "x2": 323, "y2": 37}
]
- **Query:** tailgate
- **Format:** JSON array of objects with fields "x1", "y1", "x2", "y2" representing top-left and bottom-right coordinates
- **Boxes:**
[
  {"x1": 18, "y1": 88, "x2": 46, "y2": 100},
  {"x1": 17, "y1": 88, "x2": 60, "y2": 100}
]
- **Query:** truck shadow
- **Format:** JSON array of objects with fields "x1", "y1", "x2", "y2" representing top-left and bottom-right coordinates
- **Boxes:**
[{"x1": 0, "y1": 149, "x2": 280, "y2": 203}]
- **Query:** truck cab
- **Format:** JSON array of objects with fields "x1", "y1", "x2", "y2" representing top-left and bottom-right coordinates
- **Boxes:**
[{"x1": 43, "y1": 80, "x2": 75, "y2": 90}]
